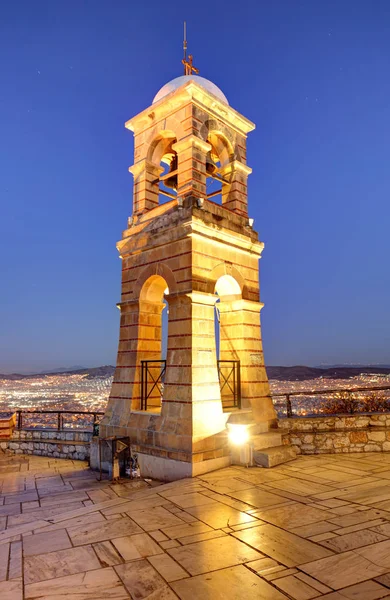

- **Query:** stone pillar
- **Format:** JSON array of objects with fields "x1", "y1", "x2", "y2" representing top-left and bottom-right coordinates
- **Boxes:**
[
  {"x1": 161, "y1": 291, "x2": 226, "y2": 455},
  {"x1": 129, "y1": 160, "x2": 163, "y2": 215},
  {"x1": 172, "y1": 136, "x2": 211, "y2": 199},
  {"x1": 218, "y1": 298, "x2": 277, "y2": 424},
  {"x1": 220, "y1": 161, "x2": 251, "y2": 217},
  {"x1": 100, "y1": 299, "x2": 164, "y2": 437}
]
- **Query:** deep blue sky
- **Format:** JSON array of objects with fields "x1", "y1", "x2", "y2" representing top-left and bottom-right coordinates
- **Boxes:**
[{"x1": 1, "y1": 0, "x2": 389, "y2": 373}]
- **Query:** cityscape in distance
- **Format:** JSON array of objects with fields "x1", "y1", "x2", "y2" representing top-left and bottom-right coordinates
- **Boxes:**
[{"x1": 1, "y1": 365, "x2": 390, "y2": 425}]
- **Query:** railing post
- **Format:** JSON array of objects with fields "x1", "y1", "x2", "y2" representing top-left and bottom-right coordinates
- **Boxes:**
[
  {"x1": 286, "y1": 394, "x2": 292, "y2": 418},
  {"x1": 17, "y1": 410, "x2": 22, "y2": 429},
  {"x1": 57, "y1": 412, "x2": 62, "y2": 431},
  {"x1": 237, "y1": 360, "x2": 241, "y2": 409}
]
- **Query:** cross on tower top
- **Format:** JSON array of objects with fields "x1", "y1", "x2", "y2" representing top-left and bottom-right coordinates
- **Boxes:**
[{"x1": 182, "y1": 54, "x2": 199, "y2": 76}]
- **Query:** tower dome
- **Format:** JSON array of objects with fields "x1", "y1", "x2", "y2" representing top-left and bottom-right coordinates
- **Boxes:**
[{"x1": 153, "y1": 75, "x2": 229, "y2": 105}]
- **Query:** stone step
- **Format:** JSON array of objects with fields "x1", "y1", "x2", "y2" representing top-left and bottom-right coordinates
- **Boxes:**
[
  {"x1": 252, "y1": 431, "x2": 283, "y2": 450},
  {"x1": 254, "y1": 445, "x2": 297, "y2": 468}
]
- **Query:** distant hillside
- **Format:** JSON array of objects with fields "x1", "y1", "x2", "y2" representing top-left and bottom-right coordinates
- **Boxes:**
[
  {"x1": 266, "y1": 365, "x2": 390, "y2": 381},
  {"x1": 1, "y1": 364, "x2": 390, "y2": 382},
  {"x1": 0, "y1": 366, "x2": 115, "y2": 381}
]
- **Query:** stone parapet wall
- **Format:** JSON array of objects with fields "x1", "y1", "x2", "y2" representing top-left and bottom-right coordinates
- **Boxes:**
[
  {"x1": 0, "y1": 429, "x2": 92, "y2": 460},
  {"x1": 280, "y1": 414, "x2": 390, "y2": 454}
]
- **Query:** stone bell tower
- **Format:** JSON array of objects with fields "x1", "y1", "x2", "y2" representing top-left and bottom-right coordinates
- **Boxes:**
[{"x1": 99, "y1": 68, "x2": 294, "y2": 480}]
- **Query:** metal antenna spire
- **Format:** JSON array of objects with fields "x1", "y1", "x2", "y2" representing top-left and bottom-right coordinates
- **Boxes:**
[
  {"x1": 182, "y1": 22, "x2": 199, "y2": 76},
  {"x1": 183, "y1": 21, "x2": 187, "y2": 69}
]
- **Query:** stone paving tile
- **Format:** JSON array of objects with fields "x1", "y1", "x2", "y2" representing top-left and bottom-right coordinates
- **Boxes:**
[
  {"x1": 24, "y1": 544, "x2": 101, "y2": 584},
  {"x1": 184, "y1": 501, "x2": 258, "y2": 528},
  {"x1": 319, "y1": 529, "x2": 388, "y2": 552},
  {"x1": 233, "y1": 524, "x2": 334, "y2": 567},
  {"x1": 24, "y1": 567, "x2": 130, "y2": 599},
  {"x1": 253, "y1": 503, "x2": 335, "y2": 530},
  {"x1": 0, "y1": 579, "x2": 23, "y2": 600},
  {"x1": 112, "y1": 533, "x2": 163, "y2": 560},
  {"x1": 171, "y1": 564, "x2": 288, "y2": 599},
  {"x1": 168, "y1": 534, "x2": 263, "y2": 575},
  {"x1": 115, "y1": 559, "x2": 178, "y2": 599},
  {"x1": 273, "y1": 574, "x2": 321, "y2": 599},
  {"x1": 148, "y1": 553, "x2": 190, "y2": 582},
  {"x1": 67, "y1": 515, "x2": 143, "y2": 545},
  {"x1": 300, "y1": 550, "x2": 387, "y2": 589},
  {"x1": 93, "y1": 541, "x2": 124, "y2": 567},
  {"x1": 23, "y1": 528, "x2": 71, "y2": 556}
]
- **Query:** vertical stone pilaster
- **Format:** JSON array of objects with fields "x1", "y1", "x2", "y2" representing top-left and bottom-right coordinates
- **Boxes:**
[
  {"x1": 161, "y1": 291, "x2": 225, "y2": 454},
  {"x1": 218, "y1": 298, "x2": 277, "y2": 424},
  {"x1": 172, "y1": 136, "x2": 211, "y2": 199},
  {"x1": 100, "y1": 299, "x2": 164, "y2": 437},
  {"x1": 220, "y1": 161, "x2": 251, "y2": 217},
  {"x1": 129, "y1": 160, "x2": 163, "y2": 216}
]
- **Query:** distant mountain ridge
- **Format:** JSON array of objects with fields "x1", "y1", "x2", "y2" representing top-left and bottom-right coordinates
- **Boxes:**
[
  {"x1": 0, "y1": 366, "x2": 115, "y2": 381},
  {"x1": 1, "y1": 364, "x2": 390, "y2": 382},
  {"x1": 266, "y1": 365, "x2": 390, "y2": 381}
]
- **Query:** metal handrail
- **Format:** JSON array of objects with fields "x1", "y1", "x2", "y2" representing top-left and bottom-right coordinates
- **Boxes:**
[
  {"x1": 218, "y1": 360, "x2": 241, "y2": 409},
  {"x1": 272, "y1": 385, "x2": 390, "y2": 418},
  {"x1": 14, "y1": 410, "x2": 105, "y2": 432},
  {"x1": 140, "y1": 360, "x2": 166, "y2": 411}
]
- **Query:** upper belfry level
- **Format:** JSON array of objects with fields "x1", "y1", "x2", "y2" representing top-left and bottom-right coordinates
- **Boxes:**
[{"x1": 126, "y1": 76, "x2": 255, "y2": 218}]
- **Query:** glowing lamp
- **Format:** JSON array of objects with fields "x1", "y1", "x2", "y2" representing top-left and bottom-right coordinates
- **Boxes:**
[{"x1": 228, "y1": 424, "x2": 249, "y2": 446}]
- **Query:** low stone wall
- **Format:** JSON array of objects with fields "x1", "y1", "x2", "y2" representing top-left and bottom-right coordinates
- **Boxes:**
[
  {"x1": 280, "y1": 414, "x2": 390, "y2": 454},
  {"x1": 0, "y1": 429, "x2": 92, "y2": 461}
]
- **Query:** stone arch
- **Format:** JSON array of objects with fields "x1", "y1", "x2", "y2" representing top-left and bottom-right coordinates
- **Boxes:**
[
  {"x1": 147, "y1": 130, "x2": 177, "y2": 166},
  {"x1": 134, "y1": 263, "x2": 178, "y2": 301},
  {"x1": 210, "y1": 263, "x2": 246, "y2": 298},
  {"x1": 199, "y1": 119, "x2": 235, "y2": 167}
]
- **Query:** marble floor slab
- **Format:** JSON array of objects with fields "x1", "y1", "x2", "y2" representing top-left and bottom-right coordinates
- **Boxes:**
[
  {"x1": 168, "y1": 534, "x2": 263, "y2": 575},
  {"x1": 320, "y1": 529, "x2": 388, "y2": 552},
  {"x1": 184, "y1": 502, "x2": 258, "y2": 528},
  {"x1": 23, "y1": 545, "x2": 101, "y2": 584},
  {"x1": 115, "y1": 559, "x2": 178, "y2": 599},
  {"x1": 23, "y1": 528, "x2": 71, "y2": 556},
  {"x1": 67, "y1": 515, "x2": 143, "y2": 545},
  {"x1": 24, "y1": 567, "x2": 130, "y2": 600},
  {"x1": 129, "y1": 506, "x2": 186, "y2": 531},
  {"x1": 301, "y1": 550, "x2": 387, "y2": 589},
  {"x1": 171, "y1": 565, "x2": 288, "y2": 600},
  {"x1": 253, "y1": 503, "x2": 335, "y2": 530},
  {"x1": 233, "y1": 524, "x2": 334, "y2": 567}
]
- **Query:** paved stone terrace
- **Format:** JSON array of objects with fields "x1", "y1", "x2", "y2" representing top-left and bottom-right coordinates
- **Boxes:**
[{"x1": 3, "y1": 454, "x2": 390, "y2": 599}]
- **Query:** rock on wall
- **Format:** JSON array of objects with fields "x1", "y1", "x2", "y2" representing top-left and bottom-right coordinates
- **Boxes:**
[
  {"x1": 0, "y1": 429, "x2": 92, "y2": 461},
  {"x1": 280, "y1": 414, "x2": 390, "y2": 454}
]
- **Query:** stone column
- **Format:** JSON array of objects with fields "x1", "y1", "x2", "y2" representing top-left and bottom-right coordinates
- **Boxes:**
[
  {"x1": 160, "y1": 291, "x2": 225, "y2": 456},
  {"x1": 218, "y1": 298, "x2": 277, "y2": 424},
  {"x1": 100, "y1": 299, "x2": 164, "y2": 437},
  {"x1": 172, "y1": 136, "x2": 211, "y2": 199},
  {"x1": 220, "y1": 160, "x2": 251, "y2": 217},
  {"x1": 129, "y1": 159, "x2": 163, "y2": 216}
]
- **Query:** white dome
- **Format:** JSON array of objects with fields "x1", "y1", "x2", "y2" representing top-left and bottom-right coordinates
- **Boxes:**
[{"x1": 153, "y1": 75, "x2": 229, "y2": 105}]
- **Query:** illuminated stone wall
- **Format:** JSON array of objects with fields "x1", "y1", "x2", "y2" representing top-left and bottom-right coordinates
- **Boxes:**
[{"x1": 280, "y1": 414, "x2": 390, "y2": 454}]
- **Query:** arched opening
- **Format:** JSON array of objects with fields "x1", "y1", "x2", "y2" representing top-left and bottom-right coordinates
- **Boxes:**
[
  {"x1": 214, "y1": 274, "x2": 242, "y2": 409},
  {"x1": 205, "y1": 132, "x2": 234, "y2": 206},
  {"x1": 139, "y1": 274, "x2": 170, "y2": 410},
  {"x1": 147, "y1": 132, "x2": 178, "y2": 205}
]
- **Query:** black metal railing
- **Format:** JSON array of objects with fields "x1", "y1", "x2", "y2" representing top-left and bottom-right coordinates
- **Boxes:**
[
  {"x1": 273, "y1": 385, "x2": 390, "y2": 418},
  {"x1": 14, "y1": 410, "x2": 105, "y2": 433},
  {"x1": 139, "y1": 359, "x2": 242, "y2": 411},
  {"x1": 218, "y1": 360, "x2": 241, "y2": 409},
  {"x1": 140, "y1": 360, "x2": 166, "y2": 411}
]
